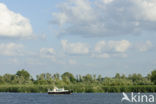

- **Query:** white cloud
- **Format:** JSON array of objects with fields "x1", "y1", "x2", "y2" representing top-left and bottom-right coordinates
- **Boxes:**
[
  {"x1": 61, "y1": 40, "x2": 89, "y2": 54},
  {"x1": 0, "y1": 3, "x2": 32, "y2": 37},
  {"x1": 52, "y1": 0, "x2": 156, "y2": 37},
  {"x1": 93, "y1": 40, "x2": 131, "y2": 58},
  {"x1": 134, "y1": 0, "x2": 156, "y2": 21},
  {"x1": 108, "y1": 40, "x2": 131, "y2": 53},
  {"x1": 94, "y1": 40, "x2": 131, "y2": 53},
  {"x1": 54, "y1": 0, "x2": 95, "y2": 25},
  {"x1": 102, "y1": 0, "x2": 114, "y2": 4},
  {"x1": 60, "y1": 40, "x2": 131, "y2": 58},
  {"x1": 53, "y1": 13, "x2": 68, "y2": 26},
  {"x1": 40, "y1": 48, "x2": 56, "y2": 61},
  {"x1": 95, "y1": 41, "x2": 106, "y2": 53},
  {"x1": 0, "y1": 43, "x2": 24, "y2": 56},
  {"x1": 136, "y1": 40, "x2": 153, "y2": 52}
]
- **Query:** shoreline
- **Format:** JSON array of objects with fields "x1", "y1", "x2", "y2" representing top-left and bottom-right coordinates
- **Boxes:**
[{"x1": 0, "y1": 85, "x2": 156, "y2": 93}]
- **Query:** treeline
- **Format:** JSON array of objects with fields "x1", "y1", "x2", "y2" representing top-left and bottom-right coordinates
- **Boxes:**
[{"x1": 0, "y1": 69, "x2": 156, "y2": 93}]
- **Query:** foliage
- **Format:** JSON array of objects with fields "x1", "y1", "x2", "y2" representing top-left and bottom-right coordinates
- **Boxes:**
[
  {"x1": 151, "y1": 70, "x2": 156, "y2": 84},
  {"x1": 16, "y1": 69, "x2": 30, "y2": 80},
  {"x1": 0, "y1": 69, "x2": 156, "y2": 93}
]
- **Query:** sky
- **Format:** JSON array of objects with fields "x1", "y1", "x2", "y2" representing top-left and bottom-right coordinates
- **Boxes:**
[{"x1": 0, "y1": 0, "x2": 156, "y2": 77}]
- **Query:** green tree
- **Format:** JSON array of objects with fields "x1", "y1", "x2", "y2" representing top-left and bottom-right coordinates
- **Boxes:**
[
  {"x1": 16, "y1": 69, "x2": 30, "y2": 80},
  {"x1": 97, "y1": 75, "x2": 102, "y2": 82},
  {"x1": 83, "y1": 74, "x2": 93, "y2": 82},
  {"x1": 61, "y1": 72, "x2": 75, "y2": 83},
  {"x1": 0, "y1": 76, "x2": 5, "y2": 84},
  {"x1": 53, "y1": 73, "x2": 60, "y2": 80},
  {"x1": 115, "y1": 73, "x2": 120, "y2": 79},
  {"x1": 3, "y1": 74, "x2": 15, "y2": 84},
  {"x1": 78, "y1": 75, "x2": 83, "y2": 82},
  {"x1": 151, "y1": 70, "x2": 156, "y2": 84},
  {"x1": 121, "y1": 74, "x2": 126, "y2": 79}
]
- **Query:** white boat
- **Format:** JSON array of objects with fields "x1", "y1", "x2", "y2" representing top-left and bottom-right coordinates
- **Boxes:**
[{"x1": 48, "y1": 87, "x2": 73, "y2": 94}]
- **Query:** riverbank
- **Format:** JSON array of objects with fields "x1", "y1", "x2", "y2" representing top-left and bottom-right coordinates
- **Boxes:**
[
  {"x1": 1, "y1": 70, "x2": 156, "y2": 93},
  {"x1": 0, "y1": 85, "x2": 156, "y2": 93}
]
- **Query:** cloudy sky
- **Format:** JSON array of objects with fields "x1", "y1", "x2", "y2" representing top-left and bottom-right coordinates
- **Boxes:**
[{"x1": 0, "y1": 0, "x2": 156, "y2": 77}]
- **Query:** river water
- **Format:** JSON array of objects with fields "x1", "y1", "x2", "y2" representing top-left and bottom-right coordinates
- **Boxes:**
[{"x1": 0, "y1": 93, "x2": 156, "y2": 104}]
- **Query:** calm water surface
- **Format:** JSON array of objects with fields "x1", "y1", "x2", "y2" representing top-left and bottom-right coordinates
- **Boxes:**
[{"x1": 0, "y1": 93, "x2": 155, "y2": 104}]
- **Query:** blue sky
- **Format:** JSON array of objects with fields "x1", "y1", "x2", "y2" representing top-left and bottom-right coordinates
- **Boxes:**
[{"x1": 0, "y1": 0, "x2": 156, "y2": 77}]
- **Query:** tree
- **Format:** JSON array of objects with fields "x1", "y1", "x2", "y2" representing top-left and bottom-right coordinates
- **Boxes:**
[
  {"x1": 93, "y1": 74, "x2": 96, "y2": 81},
  {"x1": 121, "y1": 74, "x2": 126, "y2": 79},
  {"x1": 3, "y1": 74, "x2": 15, "y2": 84},
  {"x1": 115, "y1": 73, "x2": 120, "y2": 79},
  {"x1": 151, "y1": 70, "x2": 156, "y2": 84},
  {"x1": 53, "y1": 73, "x2": 60, "y2": 80},
  {"x1": 83, "y1": 74, "x2": 93, "y2": 82},
  {"x1": 0, "y1": 76, "x2": 5, "y2": 84},
  {"x1": 78, "y1": 75, "x2": 83, "y2": 82},
  {"x1": 61, "y1": 72, "x2": 75, "y2": 83},
  {"x1": 97, "y1": 75, "x2": 102, "y2": 82},
  {"x1": 128, "y1": 74, "x2": 143, "y2": 81},
  {"x1": 16, "y1": 69, "x2": 30, "y2": 80}
]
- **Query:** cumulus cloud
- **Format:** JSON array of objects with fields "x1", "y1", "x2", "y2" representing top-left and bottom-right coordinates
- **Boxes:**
[
  {"x1": 0, "y1": 43, "x2": 24, "y2": 56},
  {"x1": 95, "y1": 41, "x2": 106, "y2": 53},
  {"x1": 61, "y1": 40, "x2": 89, "y2": 55},
  {"x1": 95, "y1": 40, "x2": 131, "y2": 53},
  {"x1": 60, "y1": 39, "x2": 131, "y2": 58},
  {"x1": 134, "y1": 0, "x2": 156, "y2": 21},
  {"x1": 93, "y1": 40, "x2": 131, "y2": 58},
  {"x1": 52, "y1": 0, "x2": 156, "y2": 37},
  {"x1": 108, "y1": 40, "x2": 131, "y2": 53},
  {"x1": 0, "y1": 3, "x2": 32, "y2": 38},
  {"x1": 102, "y1": 0, "x2": 114, "y2": 4}
]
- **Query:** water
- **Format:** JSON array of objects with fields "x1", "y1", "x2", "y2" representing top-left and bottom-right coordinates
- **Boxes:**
[{"x1": 0, "y1": 93, "x2": 156, "y2": 104}]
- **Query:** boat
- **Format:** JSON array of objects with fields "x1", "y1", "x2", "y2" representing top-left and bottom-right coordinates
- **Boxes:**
[{"x1": 48, "y1": 87, "x2": 73, "y2": 94}]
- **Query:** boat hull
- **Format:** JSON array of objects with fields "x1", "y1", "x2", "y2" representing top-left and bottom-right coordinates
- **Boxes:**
[{"x1": 48, "y1": 91, "x2": 73, "y2": 94}]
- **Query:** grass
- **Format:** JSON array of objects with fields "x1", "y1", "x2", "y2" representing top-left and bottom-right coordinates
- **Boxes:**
[{"x1": 0, "y1": 85, "x2": 156, "y2": 93}]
